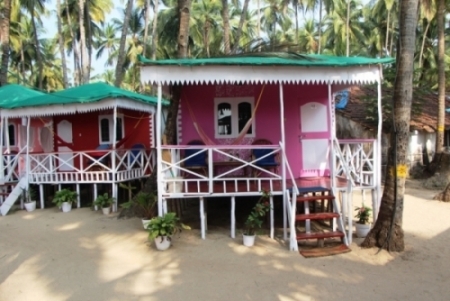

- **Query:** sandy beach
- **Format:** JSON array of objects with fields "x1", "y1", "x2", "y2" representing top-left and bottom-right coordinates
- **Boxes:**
[{"x1": 1, "y1": 180, "x2": 450, "y2": 301}]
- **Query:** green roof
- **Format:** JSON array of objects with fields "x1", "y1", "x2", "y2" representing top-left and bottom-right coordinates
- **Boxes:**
[
  {"x1": 0, "y1": 84, "x2": 46, "y2": 106},
  {"x1": 138, "y1": 52, "x2": 395, "y2": 67},
  {"x1": 1, "y1": 82, "x2": 169, "y2": 109}
]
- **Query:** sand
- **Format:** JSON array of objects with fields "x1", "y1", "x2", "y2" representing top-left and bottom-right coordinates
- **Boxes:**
[{"x1": 1, "y1": 180, "x2": 450, "y2": 301}]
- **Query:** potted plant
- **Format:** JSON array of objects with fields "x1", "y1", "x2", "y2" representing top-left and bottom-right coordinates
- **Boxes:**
[
  {"x1": 146, "y1": 212, "x2": 190, "y2": 251},
  {"x1": 121, "y1": 191, "x2": 157, "y2": 229},
  {"x1": 52, "y1": 188, "x2": 78, "y2": 213},
  {"x1": 94, "y1": 193, "x2": 114, "y2": 215},
  {"x1": 242, "y1": 190, "x2": 271, "y2": 247},
  {"x1": 354, "y1": 205, "x2": 372, "y2": 238},
  {"x1": 24, "y1": 186, "x2": 37, "y2": 212}
]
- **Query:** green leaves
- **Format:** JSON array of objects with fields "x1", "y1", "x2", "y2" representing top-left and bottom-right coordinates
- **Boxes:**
[
  {"x1": 243, "y1": 190, "x2": 272, "y2": 235},
  {"x1": 52, "y1": 188, "x2": 78, "y2": 208},
  {"x1": 146, "y1": 212, "x2": 190, "y2": 240}
]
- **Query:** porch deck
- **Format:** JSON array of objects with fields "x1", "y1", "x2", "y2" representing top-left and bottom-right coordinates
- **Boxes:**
[{"x1": 164, "y1": 176, "x2": 351, "y2": 197}]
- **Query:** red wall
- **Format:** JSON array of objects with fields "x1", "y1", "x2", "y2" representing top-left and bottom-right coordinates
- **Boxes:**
[{"x1": 53, "y1": 108, "x2": 152, "y2": 152}]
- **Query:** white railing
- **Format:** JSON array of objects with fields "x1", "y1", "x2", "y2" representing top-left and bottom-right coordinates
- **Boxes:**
[
  {"x1": 0, "y1": 146, "x2": 26, "y2": 184},
  {"x1": 334, "y1": 139, "x2": 376, "y2": 188},
  {"x1": 160, "y1": 144, "x2": 283, "y2": 196},
  {"x1": 22, "y1": 148, "x2": 156, "y2": 184}
]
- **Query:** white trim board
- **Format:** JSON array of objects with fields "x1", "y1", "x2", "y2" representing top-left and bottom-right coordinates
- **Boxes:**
[
  {"x1": 140, "y1": 65, "x2": 382, "y2": 85},
  {"x1": 1, "y1": 98, "x2": 156, "y2": 118}
]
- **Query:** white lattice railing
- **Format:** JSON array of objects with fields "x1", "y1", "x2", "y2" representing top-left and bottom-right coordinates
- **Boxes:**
[
  {"x1": 334, "y1": 139, "x2": 377, "y2": 188},
  {"x1": 19, "y1": 148, "x2": 156, "y2": 184},
  {"x1": 160, "y1": 144, "x2": 283, "y2": 196}
]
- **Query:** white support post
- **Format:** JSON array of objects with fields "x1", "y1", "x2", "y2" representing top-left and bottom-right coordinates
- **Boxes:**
[
  {"x1": 112, "y1": 183, "x2": 118, "y2": 212},
  {"x1": 93, "y1": 184, "x2": 98, "y2": 210},
  {"x1": 270, "y1": 195, "x2": 274, "y2": 239},
  {"x1": 76, "y1": 184, "x2": 80, "y2": 208},
  {"x1": 328, "y1": 84, "x2": 337, "y2": 190},
  {"x1": 39, "y1": 184, "x2": 44, "y2": 209},
  {"x1": 200, "y1": 197, "x2": 206, "y2": 239},
  {"x1": 375, "y1": 80, "x2": 383, "y2": 220},
  {"x1": 0, "y1": 117, "x2": 4, "y2": 183},
  {"x1": 231, "y1": 196, "x2": 235, "y2": 238},
  {"x1": 279, "y1": 83, "x2": 287, "y2": 241},
  {"x1": 156, "y1": 83, "x2": 163, "y2": 217},
  {"x1": 163, "y1": 197, "x2": 167, "y2": 214},
  {"x1": 5, "y1": 117, "x2": 10, "y2": 154},
  {"x1": 25, "y1": 117, "x2": 31, "y2": 208},
  {"x1": 112, "y1": 106, "x2": 117, "y2": 174}
]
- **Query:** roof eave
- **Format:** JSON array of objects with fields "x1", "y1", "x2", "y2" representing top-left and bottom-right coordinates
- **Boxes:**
[{"x1": 140, "y1": 64, "x2": 383, "y2": 85}]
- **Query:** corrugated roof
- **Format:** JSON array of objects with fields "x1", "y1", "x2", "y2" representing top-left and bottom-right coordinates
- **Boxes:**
[
  {"x1": 0, "y1": 82, "x2": 168, "y2": 109},
  {"x1": 138, "y1": 53, "x2": 395, "y2": 67}
]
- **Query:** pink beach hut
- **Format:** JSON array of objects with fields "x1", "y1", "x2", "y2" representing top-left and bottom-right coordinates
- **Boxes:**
[{"x1": 139, "y1": 53, "x2": 394, "y2": 250}]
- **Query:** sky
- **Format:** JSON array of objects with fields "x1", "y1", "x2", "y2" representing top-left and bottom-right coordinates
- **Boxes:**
[{"x1": 43, "y1": 0, "x2": 124, "y2": 79}]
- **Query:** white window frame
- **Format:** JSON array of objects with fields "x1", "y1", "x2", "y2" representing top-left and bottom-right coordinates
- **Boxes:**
[
  {"x1": 214, "y1": 97, "x2": 255, "y2": 139},
  {"x1": 98, "y1": 114, "x2": 125, "y2": 144}
]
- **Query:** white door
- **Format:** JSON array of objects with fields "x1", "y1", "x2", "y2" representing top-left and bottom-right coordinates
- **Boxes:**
[
  {"x1": 57, "y1": 120, "x2": 74, "y2": 171},
  {"x1": 299, "y1": 102, "x2": 330, "y2": 177}
]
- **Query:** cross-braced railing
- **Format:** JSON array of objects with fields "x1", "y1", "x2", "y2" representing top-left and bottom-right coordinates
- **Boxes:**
[
  {"x1": 160, "y1": 144, "x2": 283, "y2": 196},
  {"x1": 24, "y1": 148, "x2": 155, "y2": 184},
  {"x1": 334, "y1": 139, "x2": 376, "y2": 188}
]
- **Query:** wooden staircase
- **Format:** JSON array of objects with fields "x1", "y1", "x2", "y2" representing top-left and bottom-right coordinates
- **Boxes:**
[{"x1": 293, "y1": 187, "x2": 350, "y2": 257}]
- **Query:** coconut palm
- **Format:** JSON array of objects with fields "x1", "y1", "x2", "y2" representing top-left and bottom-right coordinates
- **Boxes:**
[
  {"x1": 94, "y1": 22, "x2": 120, "y2": 66},
  {"x1": 114, "y1": 0, "x2": 134, "y2": 87},
  {"x1": 361, "y1": 0, "x2": 419, "y2": 252},
  {"x1": 0, "y1": 0, "x2": 12, "y2": 86}
]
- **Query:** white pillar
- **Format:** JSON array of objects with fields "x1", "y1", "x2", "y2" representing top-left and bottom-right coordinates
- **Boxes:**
[
  {"x1": 76, "y1": 184, "x2": 80, "y2": 208},
  {"x1": 39, "y1": 184, "x2": 44, "y2": 209},
  {"x1": 279, "y1": 83, "x2": 287, "y2": 241},
  {"x1": 231, "y1": 196, "x2": 235, "y2": 238},
  {"x1": 376, "y1": 80, "x2": 383, "y2": 220},
  {"x1": 156, "y1": 83, "x2": 163, "y2": 216},
  {"x1": 200, "y1": 197, "x2": 206, "y2": 239},
  {"x1": 93, "y1": 184, "x2": 98, "y2": 210},
  {"x1": 0, "y1": 117, "x2": 4, "y2": 183}
]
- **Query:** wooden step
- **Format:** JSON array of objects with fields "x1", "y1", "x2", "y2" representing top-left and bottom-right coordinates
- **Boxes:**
[
  {"x1": 296, "y1": 195, "x2": 335, "y2": 202},
  {"x1": 296, "y1": 231, "x2": 344, "y2": 241},
  {"x1": 299, "y1": 244, "x2": 351, "y2": 258},
  {"x1": 296, "y1": 212, "x2": 339, "y2": 221}
]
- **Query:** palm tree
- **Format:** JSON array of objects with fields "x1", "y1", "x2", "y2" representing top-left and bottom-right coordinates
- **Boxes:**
[
  {"x1": 56, "y1": 0, "x2": 69, "y2": 87},
  {"x1": 94, "y1": 22, "x2": 120, "y2": 65},
  {"x1": 150, "y1": 0, "x2": 159, "y2": 59},
  {"x1": 0, "y1": 0, "x2": 12, "y2": 85},
  {"x1": 192, "y1": 0, "x2": 222, "y2": 57},
  {"x1": 232, "y1": 0, "x2": 250, "y2": 53},
  {"x1": 435, "y1": 0, "x2": 445, "y2": 154},
  {"x1": 221, "y1": 0, "x2": 231, "y2": 54},
  {"x1": 114, "y1": 0, "x2": 134, "y2": 87},
  {"x1": 361, "y1": 0, "x2": 419, "y2": 252}
]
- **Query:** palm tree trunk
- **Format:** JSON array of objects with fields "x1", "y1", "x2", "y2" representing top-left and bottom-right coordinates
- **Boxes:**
[
  {"x1": 0, "y1": 0, "x2": 11, "y2": 86},
  {"x1": 294, "y1": 5, "x2": 298, "y2": 46},
  {"x1": 143, "y1": 0, "x2": 150, "y2": 56},
  {"x1": 222, "y1": 0, "x2": 231, "y2": 54},
  {"x1": 231, "y1": 0, "x2": 250, "y2": 54},
  {"x1": 164, "y1": 0, "x2": 192, "y2": 145},
  {"x1": 65, "y1": 0, "x2": 81, "y2": 86},
  {"x1": 114, "y1": 0, "x2": 134, "y2": 87},
  {"x1": 418, "y1": 21, "x2": 430, "y2": 70},
  {"x1": 385, "y1": 9, "x2": 391, "y2": 55},
  {"x1": 78, "y1": 0, "x2": 90, "y2": 84},
  {"x1": 57, "y1": 0, "x2": 69, "y2": 88},
  {"x1": 346, "y1": 0, "x2": 350, "y2": 56},
  {"x1": 318, "y1": 0, "x2": 322, "y2": 54},
  {"x1": 436, "y1": 0, "x2": 445, "y2": 154},
  {"x1": 150, "y1": 0, "x2": 159, "y2": 60},
  {"x1": 361, "y1": 0, "x2": 419, "y2": 252},
  {"x1": 31, "y1": 12, "x2": 44, "y2": 88}
]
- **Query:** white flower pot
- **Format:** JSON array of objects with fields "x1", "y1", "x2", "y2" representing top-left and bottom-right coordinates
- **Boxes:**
[
  {"x1": 142, "y1": 219, "x2": 151, "y2": 229},
  {"x1": 355, "y1": 223, "x2": 371, "y2": 238},
  {"x1": 154, "y1": 236, "x2": 171, "y2": 251},
  {"x1": 61, "y1": 202, "x2": 72, "y2": 213},
  {"x1": 243, "y1": 234, "x2": 256, "y2": 247},
  {"x1": 102, "y1": 207, "x2": 111, "y2": 215},
  {"x1": 24, "y1": 201, "x2": 36, "y2": 212}
]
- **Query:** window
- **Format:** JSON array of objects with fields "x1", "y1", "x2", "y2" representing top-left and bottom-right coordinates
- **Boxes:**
[
  {"x1": 98, "y1": 114, "x2": 124, "y2": 144},
  {"x1": 7, "y1": 124, "x2": 16, "y2": 146},
  {"x1": 214, "y1": 97, "x2": 255, "y2": 138}
]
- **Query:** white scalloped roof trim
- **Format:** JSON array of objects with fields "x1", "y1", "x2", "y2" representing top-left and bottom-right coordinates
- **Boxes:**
[
  {"x1": 1, "y1": 98, "x2": 156, "y2": 118},
  {"x1": 140, "y1": 65, "x2": 382, "y2": 85}
]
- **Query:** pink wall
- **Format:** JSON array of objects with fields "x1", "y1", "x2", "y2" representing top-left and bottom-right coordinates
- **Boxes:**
[{"x1": 180, "y1": 83, "x2": 331, "y2": 178}]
